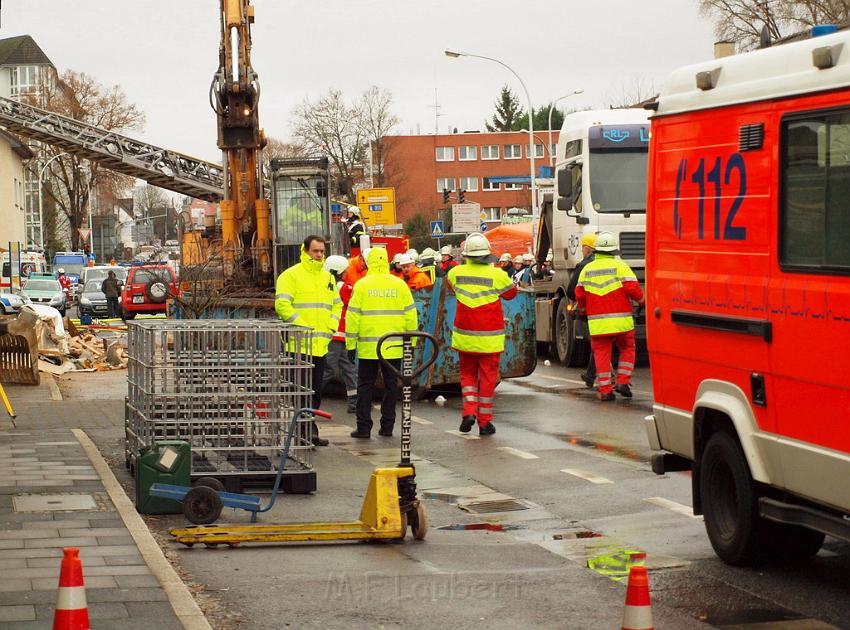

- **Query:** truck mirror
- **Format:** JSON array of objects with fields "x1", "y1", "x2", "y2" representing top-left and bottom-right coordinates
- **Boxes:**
[
  {"x1": 556, "y1": 197, "x2": 573, "y2": 211},
  {"x1": 557, "y1": 167, "x2": 572, "y2": 199}
]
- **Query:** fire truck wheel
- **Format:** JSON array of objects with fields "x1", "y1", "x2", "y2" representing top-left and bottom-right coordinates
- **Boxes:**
[
  {"x1": 183, "y1": 486, "x2": 223, "y2": 525},
  {"x1": 700, "y1": 431, "x2": 763, "y2": 566}
]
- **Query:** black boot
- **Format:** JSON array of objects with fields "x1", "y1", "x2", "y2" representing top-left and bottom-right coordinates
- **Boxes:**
[
  {"x1": 615, "y1": 384, "x2": 633, "y2": 398},
  {"x1": 459, "y1": 416, "x2": 476, "y2": 433},
  {"x1": 350, "y1": 429, "x2": 371, "y2": 439},
  {"x1": 597, "y1": 391, "x2": 615, "y2": 402},
  {"x1": 479, "y1": 422, "x2": 496, "y2": 436}
]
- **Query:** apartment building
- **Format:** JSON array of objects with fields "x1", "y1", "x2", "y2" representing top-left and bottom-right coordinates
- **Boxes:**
[
  {"x1": 0, "y1": 128, "x2": 33, "y2": 245},
  {"x1": 382, "y1": 130, "x2": 558, "y2": 226}
]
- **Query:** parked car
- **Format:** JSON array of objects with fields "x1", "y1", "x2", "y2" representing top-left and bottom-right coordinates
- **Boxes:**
[
  {"x1": 79, "y1": 265, "x2": 128, "y2": 288},
  {"x1": 121, "y1": 265, "x2": 177, "y2": 320},
  {"x1": 0, "y1": 292, "x2": 28, "y2": 314},
  {"x1": 77, "y1": 281, "x2": 110, "y2": 318},
  {"x1": 20, "y1": 278, "x2": 66, "y2": 316}
]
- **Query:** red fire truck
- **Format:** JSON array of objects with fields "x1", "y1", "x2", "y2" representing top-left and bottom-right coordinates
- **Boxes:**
[{"x1": 645, "y1": 26, "x2": 850, "y2": 565}]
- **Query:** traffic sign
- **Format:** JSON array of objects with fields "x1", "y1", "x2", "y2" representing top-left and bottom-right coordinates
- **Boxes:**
[
  {"x1": 430, "y1": 220, "x2": 445, "y2": 238},
  {"x1": 78, "y1": 228, "x2": 91, "y2": 242},
  {"x1": 356, "y1": 187, "x2": 396, "y2": 226},
  {"x1": 480, "y1": 222, "x2": 488, "y2": 232},
  {"x1": 451, "y1": 203, "x2": 481, "y2": 233}
]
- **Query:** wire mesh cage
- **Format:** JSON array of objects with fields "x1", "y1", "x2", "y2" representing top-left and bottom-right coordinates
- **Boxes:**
[{"x1": 125, "y1": 319, "x2": 316, "y2": 488}]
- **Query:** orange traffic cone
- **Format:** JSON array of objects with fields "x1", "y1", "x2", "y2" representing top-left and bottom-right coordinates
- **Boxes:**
[
  {"x1": 53, "y1": 548, "x2": 90, "y2": 630},
  {"x1": 621, "y1": 564, "x2": 653, "y2": 630}
]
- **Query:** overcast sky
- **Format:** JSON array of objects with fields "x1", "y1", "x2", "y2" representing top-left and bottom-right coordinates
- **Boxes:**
[{"x1": 2, "y1": 1, "x2": 717, "y2": 163}]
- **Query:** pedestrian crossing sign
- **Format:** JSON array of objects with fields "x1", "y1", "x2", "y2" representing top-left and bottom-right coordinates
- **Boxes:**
[{"x1": 430, "y1": 221, "x2": 445, "y2": 238}]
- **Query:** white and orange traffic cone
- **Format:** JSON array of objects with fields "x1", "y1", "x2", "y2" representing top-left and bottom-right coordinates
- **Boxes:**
[
  {"x1": 53, "y1": 547, "x2": 90, "y2": 630},
  {"x1": 621, "y1": 564, "x2": 653, "y2": 630}
]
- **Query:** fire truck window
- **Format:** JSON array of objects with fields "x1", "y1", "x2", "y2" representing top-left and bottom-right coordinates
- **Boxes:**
[{"x1": 782, "y1": 113, "x2": 850, "y2": 271}]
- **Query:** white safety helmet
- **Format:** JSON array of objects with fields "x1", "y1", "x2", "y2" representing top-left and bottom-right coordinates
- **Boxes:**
[
  {"x1": 420, "y1": 247, "x2": 437, "y2": 259},
  {"x1": 392, "y1": 253, "x2": 402, "y2": 264},
  {"x1": 522, "y1": 253, "x2": 535, "y2": 264},
  {"x1": 405, "y1": 249, "x2": 419, "y2": 263},
  {"x1": 594, "y1": 231, "x2": 619, "y2": 253},
  {"x1": 347, "y1": 206, "x2": 361, "y2": 217},
  {"x1": 499, "y1": 253, "x2": 513, "y2": 263},
  {"x1": 57, "y1": 268, "x2": 65, "y2": 274},
  {"x1": 462, "y1": 233, "x2": 491, "y2": 257},
  {"x1": 398, "y1": 253, "x2": 416, "y2": 266},
  {"x1": 440, "y1": 245, "x2": 453, "y2": 256},
  {"x1": 323, "y1": 255, "x2": 349, "y2": 275},
  {"x1": 513, "y1": 255, "x2": 523, "y2": 264}
]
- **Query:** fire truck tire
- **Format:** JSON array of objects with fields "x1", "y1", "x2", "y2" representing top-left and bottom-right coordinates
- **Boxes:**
[
  {"x1": 700, "y1": 431, "x2": 765, "y2": 566},
  {"x1": 555, "y1": 296, "x2": 590, "y2": 367}
]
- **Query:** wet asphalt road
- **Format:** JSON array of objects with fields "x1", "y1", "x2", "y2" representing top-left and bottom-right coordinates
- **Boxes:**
[{"x1": 72, "y1": 360, "x2": 850, "y2": 629}]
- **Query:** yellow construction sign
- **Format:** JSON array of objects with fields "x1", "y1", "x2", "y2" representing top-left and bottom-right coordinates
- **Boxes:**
[{"x1": 356, "y1": 188, "x2": 396, "y2": 226}]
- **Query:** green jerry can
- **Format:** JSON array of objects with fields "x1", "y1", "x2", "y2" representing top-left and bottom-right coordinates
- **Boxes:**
[{"x1": 135, "y1": 441, "x2": 191, "y2": 514}]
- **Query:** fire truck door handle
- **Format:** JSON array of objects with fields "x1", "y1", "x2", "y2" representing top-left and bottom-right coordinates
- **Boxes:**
[{"x1": 654, "y1": 307, "x2": 661, "y2": 319}]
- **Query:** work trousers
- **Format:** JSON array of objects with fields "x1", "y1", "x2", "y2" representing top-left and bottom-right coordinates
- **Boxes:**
[
  {"x1": 322, "y1": 340, "x2": 358, "y2": 398},
  {"x1": 356, "y1": 358, "x2": 400, "y2": 434},
  {"x1": 459, "y1": 351, "x2": 500, "y2": 427},
  {"x1": 589, "y1": 330, "x2": 636, "y2": 394},
  {"x1": 106, "y1": 297, "x2": 120, "y2": 319},
  {"x1": 310, "y1": 355, "x2": 326, "y2": 438}
]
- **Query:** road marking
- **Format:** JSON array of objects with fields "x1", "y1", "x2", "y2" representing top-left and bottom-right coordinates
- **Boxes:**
[
  {"x1": 445, "y1": 430, "x2": 480, "y2": 440},
  {"x1": 644, "y1": 497, "x2": 701, "y2": 519},
  {"x1": 498, "y1": 446, "x2": 539, "y2": 460},
  {"x1": 561, "y1": 468, "x2": 613, "y2": 484},
  {"x1": 535, "y1": 373, "x2": 651, "y2": 396},
  {"x1": 411, "y1": 415, "x2": 433, "y2": 425}
]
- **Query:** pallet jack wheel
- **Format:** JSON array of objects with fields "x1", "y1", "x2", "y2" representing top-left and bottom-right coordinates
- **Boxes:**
[
  {"x1": 410, "y1": 503, "x2": 428, "y2": 541},
  {"x1": 183, "y1": 486, "x2": 223, "y2": 525},
  {"x1": 194, "y1": 477, "x2": 225, "y2": 492},
  {"x1": 397, "y1": 511, "x2": 408, "y2": 541}
]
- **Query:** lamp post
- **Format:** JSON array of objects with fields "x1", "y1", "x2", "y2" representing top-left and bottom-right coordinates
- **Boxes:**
[
  {"x1": 445, "y1": 49, "x2": 539, "y2": 218},
  {"x1": 36, "y1": 152, "x2": 70, "y2": 251},
  {"x1": 520, "y1": 130, "x2": 555, "y2": 162},
  {"x1": 548, "y1": 90, "x2": 584, "y2": 166}
]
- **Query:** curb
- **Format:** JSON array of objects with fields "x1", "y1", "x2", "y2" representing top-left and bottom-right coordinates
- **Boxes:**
[
  {"x1": 45, "y1": 374, "x2": 63, "y2": 401},
  {"x1": 72, "y1": 429, "x2": 212, "y2": 630}
]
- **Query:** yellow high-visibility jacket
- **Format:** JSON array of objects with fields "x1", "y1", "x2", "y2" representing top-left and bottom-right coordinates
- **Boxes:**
[
  {"x1": 345, "y1": 248, "x2": 418, "y2": 360},
  {"x1": 275, "y1": 247, "x2": 342, "y2": 357}
]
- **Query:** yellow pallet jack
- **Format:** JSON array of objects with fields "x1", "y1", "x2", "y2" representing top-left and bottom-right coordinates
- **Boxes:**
[{"x1": 169, "y1": 332, "x2": 438, "y2": 547}]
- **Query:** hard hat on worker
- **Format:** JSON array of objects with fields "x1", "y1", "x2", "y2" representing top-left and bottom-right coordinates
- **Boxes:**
[
  {"x1": 392, "y1": 253, "x2": 402, "y2": 264},
  {"x1": 522, "y1": 253, "x2": 535, "y2": 264},
  {"x1": 406, "y1": 248, "x2": 419, "y2": 262},
  {"x1": 580, "y1": 233, "x2": 597, "y2": 249},
  {"x1": 421, "y1": 247, "x2": 437, "y2": 258},
  {"x1": 398, "y1": 253, "x2": 415, "y2": 266},
  {"x1": 462, "y1": 233, "x2": 491, "y2": 258},
  {"x1": 347, "y1": 206, "x2": 360, "y2": 217},
  {"x1": 57, "y1": 268, "x2": 65, "y2": 274},
  {"x1": 440, "y1": 245, "x2": 453, "y2": 256},
  {"x1": 594, "y1": 231, "x2": 619, "y2": 253},
  {"x1": 513, "y1": 255, "x2": 523, "y2": 264},
  {"x1": 323, "y1": 255, "x2": 349, "y2": 274},
  {"x1": 499, "y1": 253, "x2": 512, "y2": 263}
]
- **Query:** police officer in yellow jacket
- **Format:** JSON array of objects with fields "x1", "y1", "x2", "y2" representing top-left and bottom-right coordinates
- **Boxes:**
[
  {"x1": 346, "y1": 248, "x2": 418, "y2": 439},
  {"x1": 275, "y1": 235, "x2": 342, "y2": 446}
]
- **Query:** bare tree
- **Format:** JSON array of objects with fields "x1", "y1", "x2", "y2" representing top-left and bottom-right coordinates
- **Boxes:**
[
  {"x1": 360, "y1": 86, "x2": 399, "y2": 187},
  {"x1": 261, "y1": 136, "x2": 307, "y2": 181},
  {"x1": 605, "y1": 77, "x2": 658, "y2": 109},
  {"x1": 133, "y1": 184, "x2": 173, "y2": 245},
  {"x1": 698, "y1": 0, "x2": 850, "y2": 51},
  {"x1": 33, "y1": 70, "x2": 144, "y2": 250},
  {"x1": 292, "y1": 89, "x2": 367, "y2": 202}
]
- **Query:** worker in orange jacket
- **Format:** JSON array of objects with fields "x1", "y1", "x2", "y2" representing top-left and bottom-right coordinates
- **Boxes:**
[
  {"x1": 343, "y1": 249, "x2": 369, "y2": 286},
  {"x1": 398, "y1": 253, "x2": 433, "y2": 291}
]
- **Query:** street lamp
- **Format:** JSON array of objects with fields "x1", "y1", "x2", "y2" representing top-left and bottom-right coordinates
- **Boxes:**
[
  {"x1": 445, "y1": 49, "x2": 539, "y2": 218},
  {"x1": 520, "y1": 130, "x2": 555, "y2": 162},
  {"x1": 36, "y1": 152, "x2": 70, "y2": 251},
  {"x1": 548, "y1": 90, "x2": 584, "y2": 166}
]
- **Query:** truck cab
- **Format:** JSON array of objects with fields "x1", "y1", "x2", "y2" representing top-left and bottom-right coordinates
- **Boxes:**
[
  {"x1": 535, "y1": 109, "x2": 650, "y2": 365},
  {"x1": 646, "y1": 27, "x2": 850, "y2": 565}
]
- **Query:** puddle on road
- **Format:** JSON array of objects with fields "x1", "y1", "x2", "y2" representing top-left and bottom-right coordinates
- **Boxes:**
[
  {"x1": 437, "y1": 523, "x2": 527, "y2": 532},
  {"x1": 560, "y1": 433, "x2": 649, "y2": 465}
]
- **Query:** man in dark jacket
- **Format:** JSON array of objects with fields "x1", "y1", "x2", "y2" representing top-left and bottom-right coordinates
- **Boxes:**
[{"x1": 101, "y1": 271, "x2": 122, "y2": 318}]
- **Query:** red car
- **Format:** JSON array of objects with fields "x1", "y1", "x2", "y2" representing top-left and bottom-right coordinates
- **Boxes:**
[{"x1": 121, "y1": 265, "x2": 177, "y2": 320}]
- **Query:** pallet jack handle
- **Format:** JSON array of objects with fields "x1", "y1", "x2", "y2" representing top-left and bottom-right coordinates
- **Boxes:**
[{"x1": 377, "y1": 332, "x2": 439, "y2": 467}]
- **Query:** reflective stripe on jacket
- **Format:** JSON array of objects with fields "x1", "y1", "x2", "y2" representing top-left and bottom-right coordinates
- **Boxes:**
[
  {"x1": 575, "y1": 253, "x2": 643, "y2": 336},
  {"x1": 345, "y1": 248, "x2": 418, "y2": 360},
  {"x1": 274, "y1": 247, "x2": 342, "y2": 357},
  {"x1": 447, "y1": 261, "x2": 517, "y2": 354}
]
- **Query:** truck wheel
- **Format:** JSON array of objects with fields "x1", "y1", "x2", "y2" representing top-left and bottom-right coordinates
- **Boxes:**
[
  {"x1": 554, "y1": 297, "x2": 590, "y2": 367},
  {"x1": 700, "y1": 431, "x2": 764, "y2": 566}
]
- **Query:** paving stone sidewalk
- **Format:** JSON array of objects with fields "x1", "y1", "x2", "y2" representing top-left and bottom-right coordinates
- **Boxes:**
[{"x1": 0, "y1": 382, "x2": 186, "y2": 629}]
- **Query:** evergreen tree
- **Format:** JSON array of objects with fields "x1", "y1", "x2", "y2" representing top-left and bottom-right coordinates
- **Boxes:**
[
  {"x1": 485, "y1": 86, "x2": 526, "y2": 132},
  {"x1": 512, "y1": 103, "x2": 566, "y2": 133}
]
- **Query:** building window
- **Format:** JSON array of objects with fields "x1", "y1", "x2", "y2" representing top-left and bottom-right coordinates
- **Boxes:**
[
  {"x1": 505, "y1": 182, "x2": 524, "y2": 190},
  {"x1": 436, "y1": 177, "x2": 456, "y2": 192},
  {"x1": 435, "y1": 146, "x2": 455, "y2": 161},
  {"x1": 459, "y1": 177, "x2": 478, "y2": 192},
  {"x1": 526, "y1": 143, "x2": 545, "y2": 158},
  {"x1": 504, "y1": 144, "x2": 522, "y2": 159},
  {"x1": 482, "y1": 177, "x2": 500, "y2": 191},
  {"x1": 482, "y1": 207, "x2": 501, "y2": 221},
  {"x1": 481, "y1": 145, "x2": 499, "y2": 160},
  {"x1": 781, "y1": 110, "x2": 850, "y2": 271},
  {"x1": 458, "y1": 146, "x2": 477, "y2": 161},
  {"x1": 550, "y1": 143, "x2": 557, "y2": 159},
  {"x1": 10, "y1": 65, "x2": 42, "y2": 98}
]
